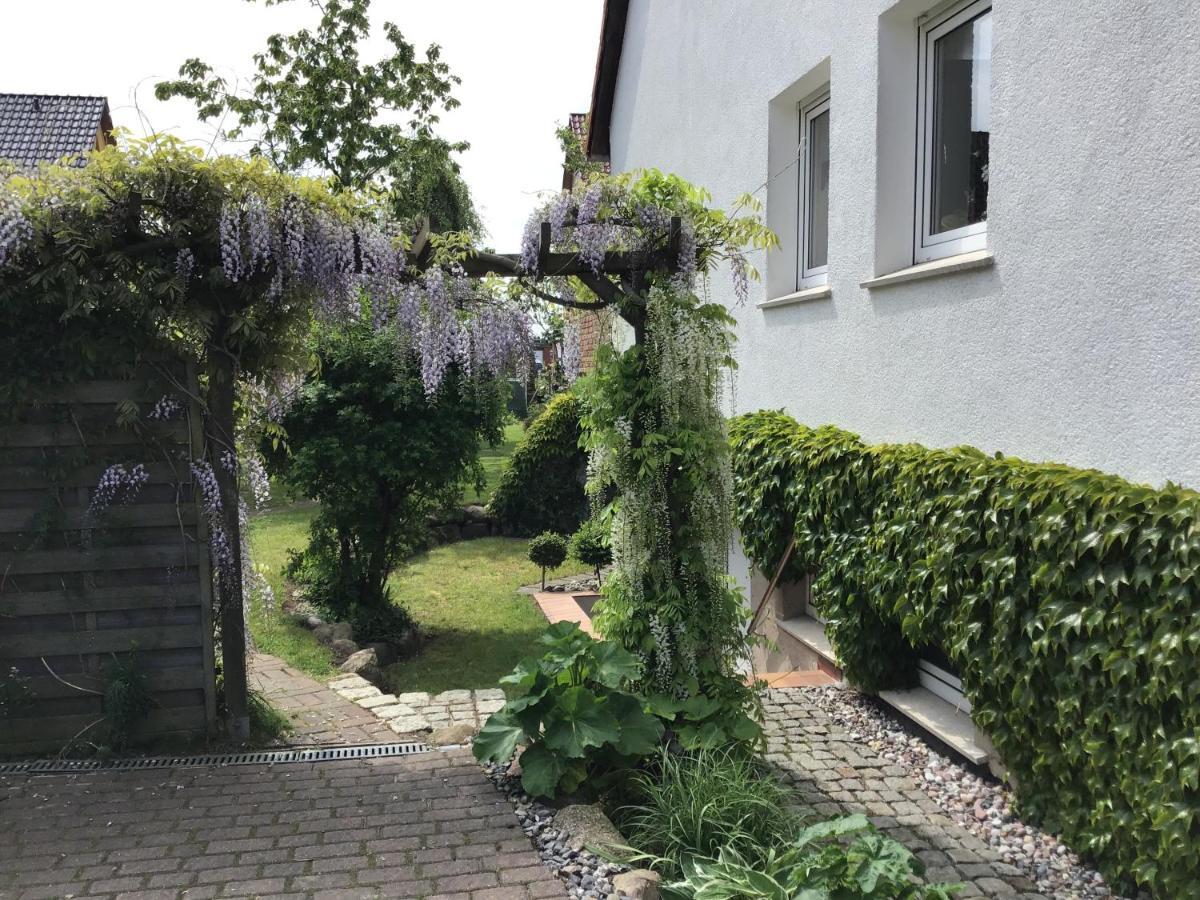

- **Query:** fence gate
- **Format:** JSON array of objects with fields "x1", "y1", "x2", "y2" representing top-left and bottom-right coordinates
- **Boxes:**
[{"x1": 0, "y1": 361, "x2": 217, "y2": 754}]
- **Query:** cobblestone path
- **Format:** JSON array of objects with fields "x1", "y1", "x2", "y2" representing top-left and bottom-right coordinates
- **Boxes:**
[
  {"x1": 0, "y1": 748, "x2": 564, "y2": 900},
  {"x1": 764, "y1": 687, "x2": 1048, "y2": 899}
]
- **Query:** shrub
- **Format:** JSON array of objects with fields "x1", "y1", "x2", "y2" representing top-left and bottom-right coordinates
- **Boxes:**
[
  {"x1": 665, "y1": 814, "x2": 960, "y2": 899},
  {"x1": 264, "y1": 322, "x2": 505, "y2": 630},
  {"x1": 528, "y1": 531, "x2": 568, "y2": 589},
  {"x1": 490, "y1": 392, "x2": 588, "y2": 535},
  {"x1": 472, "y1": 622, "x2": 664, "y2": 797},
  {"x1": 731, "y1": 410, "x2": 1200, "y2": 895},
  {"x1": 569, "y1": 518, "x2": 612, "y2": 584},
  {"x1": 616, "y1": 747, "x2": 805, "y2": 879}
]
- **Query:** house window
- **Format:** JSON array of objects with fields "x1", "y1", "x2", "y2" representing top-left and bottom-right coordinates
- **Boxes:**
[
  {"x1": 798, "y1": 92, "x2": 831, "y2": 288},
  {"x1": 915, "y1": 0, "x2": 992, "y2": 263}
]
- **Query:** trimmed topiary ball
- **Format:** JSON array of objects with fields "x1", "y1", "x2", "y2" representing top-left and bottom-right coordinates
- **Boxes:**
[
  {"x1": 528, "y1": 531, "x2": 568, "y2": 589},
  {"x1": 569, "y1": 518, "x2": 612, "y2": 585}
]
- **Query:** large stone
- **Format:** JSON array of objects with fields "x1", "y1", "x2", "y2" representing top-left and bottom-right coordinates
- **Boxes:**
[
  {"x1": 434, "y1": 689, "x2": 473, "y2": 703},
  {"x1": 313, "y1": 621, "x2": 354, "y2": 646},
  {"x1": 329, "y1": 638, "x2": 360, "y2": 664},
  {"x1": 554, "y1": 804, "x2": 626, "y2": 854},
  {"x1": 428, "y1": 722, "x2": 477, "y2": 746},
  {"x1": 338, "y1": 648, "x2": 381, "y2": 684},
  {"x1": 612, "y1": 869, "x2": 661, "y2": 900},
  {"x1": 389, "y1": 715, "x2": 432, "y2": 734},
  {"x1": 463, "y1": 504, "x2": 491, "y2": 522},
  {"x1": 364, "y1": 641, "x2": 397, "y2": 667}
]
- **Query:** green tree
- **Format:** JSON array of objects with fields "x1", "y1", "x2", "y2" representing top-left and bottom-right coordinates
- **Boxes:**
[
  {"x1": 155, "y1": 0, "x2": 479, "y2": 233},
  {"x1": 262, "y1": 321, "x2": 506, "y2": 623}
]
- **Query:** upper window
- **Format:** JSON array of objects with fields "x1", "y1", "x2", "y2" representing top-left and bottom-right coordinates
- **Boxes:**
[
  {"x1": 915, "y1": 0, "x2": 992, "y2": 262},
  {"x1": 798, "y1": 91, "x2": 830, "y2": 288}
]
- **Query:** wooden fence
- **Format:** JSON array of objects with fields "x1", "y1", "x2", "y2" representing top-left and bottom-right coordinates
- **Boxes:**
[{"x1": 0, "y1": 363, "x2": 217, "y2": 754}]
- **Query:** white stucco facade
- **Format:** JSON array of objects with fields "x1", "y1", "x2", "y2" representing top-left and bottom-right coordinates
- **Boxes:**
[{"x1": 604, "y1": 0, "x2": 1200, "y2": 521}]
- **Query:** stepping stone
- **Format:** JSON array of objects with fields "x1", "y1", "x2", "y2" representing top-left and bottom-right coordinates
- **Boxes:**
[
  {"x1": 474, "y1": 688, "x2": 505, "y2": 702},
  {"x1": 388, "y1": 715, "x2": 431, "y2": 733},
  {"x1": 358, "y1": 693, "x2": 401, "y2": 709},
  {"x1": 374, "y1": 703, "x2": 420, "y2": 719},
  {"x1": 395, "y1": 691, "x2": 431, "y2": 706},
  {"x1": 336, "y1": 685, "x2": 381, "y2": 701},
  {"x1": 434, "y1": 689, "x2": 472, "y2": 703},
  {"x1": 330, "y1": 674, "x2": 373, "y2": 691}
]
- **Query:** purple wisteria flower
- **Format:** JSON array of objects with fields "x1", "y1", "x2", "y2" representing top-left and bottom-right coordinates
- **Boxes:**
[
  {"x1": 87, "y1": 463, "x2": 150, "y2": 517},
  {"x1": 175, "y1": 248, "x2": 195, "y2": 283},
  {"x1": 243, "y1": 194, "x2": 273, "y2": 275},
  {"x1": 730, "y1": 251, "x2": 750, "y2": 306},
  {"x1": 218, "y1": 200, "x2": 243, "y2": 283},
  {"x1": 148, "y1": 395, "x2": 183, "y2": 421},
  {"x1": 0, "y1": 193, "x2": 33, "y2": 270},
  {"x1": 561, "y1": 319, "x2": 582, "y2": 383}
]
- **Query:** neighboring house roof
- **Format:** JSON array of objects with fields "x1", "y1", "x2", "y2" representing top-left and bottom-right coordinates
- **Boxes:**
[
  {"x1": 0, "y1": 94, "x2": 113, "y2": 169},
  {"x1": 585, "y1": 0, "x2": 630, "y2": 163},
  {"x1": 562, "y1": 112, "x2": 610, "y2": 190}
]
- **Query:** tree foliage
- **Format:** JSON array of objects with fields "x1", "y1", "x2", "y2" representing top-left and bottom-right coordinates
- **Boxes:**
[
  {"x1": 264, "y1": 320, "x2": 506, "y2": 619},
  {"x1": 730, "y1": 410, "x2": 1200, "y2": 896},
  {"x1": 155, "y1": 0, "x2": 479, "y2": 232}
]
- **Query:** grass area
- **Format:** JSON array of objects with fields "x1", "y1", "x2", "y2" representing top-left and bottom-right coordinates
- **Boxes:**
[
  {"x1": 382, "y1": 537, "x2": 578, "y2": 695},
  {"x1": 461, "y1": 420, "x2": 524, "y2": 505},
  {"x1": 245, "y1": 502, "x2": 335, "y2": 679},
  {"x1": 246, "y1": 495, "x2": 584, "y2": 692}
]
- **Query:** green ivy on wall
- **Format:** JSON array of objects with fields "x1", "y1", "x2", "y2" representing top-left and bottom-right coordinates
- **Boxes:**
[{"x1": 730, "y1": 411, "x2": 1199, "y2": 897}]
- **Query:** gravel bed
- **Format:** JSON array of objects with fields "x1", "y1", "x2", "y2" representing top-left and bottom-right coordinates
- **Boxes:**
[
  {"x1": 483, "y1": 761, "x2": 629, "y2": 899},
  {"x1": 807, "y1": 686, "x2": 1136, "y2": 900}
]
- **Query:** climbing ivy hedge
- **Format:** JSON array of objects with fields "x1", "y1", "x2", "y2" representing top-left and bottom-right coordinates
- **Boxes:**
[
  {"x1": 730, "y1": 411, "x2": 1200, "y2": 896},
  {"x1": 489, "y1": 391, "x2": 588, "y2": 536}
]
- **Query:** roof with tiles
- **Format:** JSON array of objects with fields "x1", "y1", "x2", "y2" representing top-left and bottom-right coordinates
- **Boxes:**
[{"x1": 0, "y1": 93, "x2": 112, "y2": 169}]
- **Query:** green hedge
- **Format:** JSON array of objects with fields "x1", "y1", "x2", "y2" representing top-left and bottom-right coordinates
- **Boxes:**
[
  {"x1": 489, "y1": 392, "x2": 588, "y2": 535},
  {"x1": 730, "y1": 410, "x2": 1199, "y2": 896}
]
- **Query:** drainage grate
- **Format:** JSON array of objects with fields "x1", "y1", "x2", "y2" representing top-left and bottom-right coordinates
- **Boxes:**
[{"x1": 0, "y1": 741, "x2": 430, "y2": 776}]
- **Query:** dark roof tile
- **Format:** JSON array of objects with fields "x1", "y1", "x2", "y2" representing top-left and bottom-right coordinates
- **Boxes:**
[{"x1": 0, "y1": 93, "x2": 110, "y2": 169}]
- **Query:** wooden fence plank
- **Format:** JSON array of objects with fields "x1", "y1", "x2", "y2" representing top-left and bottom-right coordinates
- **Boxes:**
[
  {"x1": 0, "y1": 583, "x2": 200, "y2": 617},
  {"x1": 0, "y1": 544, "x2": 193, "y2": 575},
  {"x1": 0, "y1": 421, "x2": 190, "y2": 448},
  {"x1": 0, "y1": 461, "x2": 186, "y2": 491},
  {"x1": 0, "y1": 624, "x2": 202, "y2": 657},
  {"x1": 20, "y1": 666, "x2": 207, "y2": 700},
  {"x1": 0, "y1": 503, "x2": 198, "y2": 533},
  {"x1": 0, "y1": 706, "x2": 207, "y2": 747}
]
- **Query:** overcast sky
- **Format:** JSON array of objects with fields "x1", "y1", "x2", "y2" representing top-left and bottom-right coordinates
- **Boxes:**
[{"x1": 0, "y1": 0, "x2": 603, "y2": 249}]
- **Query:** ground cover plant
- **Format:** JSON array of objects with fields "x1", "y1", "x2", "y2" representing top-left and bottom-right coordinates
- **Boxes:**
[
  {"x1": 615, "y1": 747, "x2": 806, "y2": 880},
  {"x1": 731, "y1": 410, "x2": 1200, "y2": 895}
]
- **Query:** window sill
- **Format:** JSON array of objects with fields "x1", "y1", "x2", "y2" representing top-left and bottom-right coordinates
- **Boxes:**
[
  {"x1": 757, "y1": 284, "x2": 831, "y2": 309},
  {"x1": 860, "y1": 249, "x2": 994, "y2": 289}
]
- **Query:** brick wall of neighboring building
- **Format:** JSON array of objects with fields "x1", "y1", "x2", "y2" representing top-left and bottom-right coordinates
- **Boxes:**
[{"x1": 577, "y1": 310, "x2": 604, "y2": 373}]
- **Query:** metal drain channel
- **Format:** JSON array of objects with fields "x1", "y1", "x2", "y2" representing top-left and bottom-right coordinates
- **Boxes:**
[{"x1": 0, "y1": 741, "x2": 430, "y2": 776}]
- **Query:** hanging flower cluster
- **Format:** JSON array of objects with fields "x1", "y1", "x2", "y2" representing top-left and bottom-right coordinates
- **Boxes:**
[
  {"x1": 87, "y1": 463, "x2": 150, "y2": 518},
  {"x1": 0, "y1": 190, "x2": 32, "y2": 270},
  {"x1": 148, "y1": 394, "x2": 183, "y2": 421},
  {"x1": 560, "y1": 317, "x2": 582, "y2": 383}
]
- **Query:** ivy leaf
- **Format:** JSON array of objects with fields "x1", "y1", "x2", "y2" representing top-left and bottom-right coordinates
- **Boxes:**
[{"x1": 519, "y1": 744, "x2": 567, "y2": 798}]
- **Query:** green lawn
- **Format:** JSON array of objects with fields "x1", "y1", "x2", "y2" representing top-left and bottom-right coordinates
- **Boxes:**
[
  {"x1": 245, "y1": 502, "x2": 336, "y2": 679},
  {"x1": 381, "y1": 537, "x2": 570, "y2": 695},
  {"x1": 246, "y1": 501, "x2": 582, "y2": 693},
  {"x1": 460, "y1": 420, "x2": 524, "y2": 505}
]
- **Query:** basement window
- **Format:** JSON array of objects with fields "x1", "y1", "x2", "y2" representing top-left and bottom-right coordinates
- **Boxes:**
[
  {"x1": 798, "y1": 91, "x2": 831, "y2": 288},
  {"x1": 915, "y1": 0, "x2": 992, "y2": 263}
]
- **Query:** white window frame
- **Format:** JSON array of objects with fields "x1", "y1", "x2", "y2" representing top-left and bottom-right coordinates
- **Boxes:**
[
  {"x1": 797, "y1": 90, "x2": 831, "y2": 289},
  {"x1": 914, "y1": 0, "x2": 991, "y2": 263}
]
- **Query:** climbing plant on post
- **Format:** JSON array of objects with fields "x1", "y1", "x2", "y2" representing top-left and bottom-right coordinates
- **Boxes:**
[
  {"x1": 0, "y1": 138, "x2": 531, "y2": 737},
  {"x1": 461, "y1": 171, "x2": 778, "y2": 736}
]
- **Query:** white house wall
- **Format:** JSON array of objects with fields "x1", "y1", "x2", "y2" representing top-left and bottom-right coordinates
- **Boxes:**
[{"x1": 607, "y1": 0, "x2": 1200, "y2": 506}]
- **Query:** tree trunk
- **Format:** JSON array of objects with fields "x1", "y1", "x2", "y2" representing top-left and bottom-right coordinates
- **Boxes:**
[{"x1": 206, "y1": 347, "x2": 250, "y2": 741}]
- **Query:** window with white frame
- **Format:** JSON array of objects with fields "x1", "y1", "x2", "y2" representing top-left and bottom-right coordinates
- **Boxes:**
[
  {"x1": 797, "y1": 91, "x2": 830, "y2": 288},
  {"x1": 915, "y1": 0, "x2": 992, "y2": 263}
]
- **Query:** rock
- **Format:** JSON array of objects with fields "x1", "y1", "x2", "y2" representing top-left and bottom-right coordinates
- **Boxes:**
[
  {"x1": 313, "y1": 621, "x2": 353, "y2": 646},
  {"x1": 612, "y1": 870, "x2": 661, "y2": 900},
  {"x1": 305, "y1": 614, "x2": 325, "y2": 629},
  {"x1": 338, "y1": 647, "x2": 380, "y2": 683},
  {"x1": 462, "y1": 521, "x2": 492, "y2": 540},
  {"x1": 463, "y1": 504, "x2": 491, "y2": 522},
  {"x1": 554, "y1": 804, "x2": 625, "y2": 855},
  {"x1": 428, "y1": 722, "x2": 477, "y2": 746},
  {"x1": 364, "y1": 641, "x2": 397, "y2": 667},
  {"x1": 329, "y1": 638, "x2": 360, "y2": 664}
]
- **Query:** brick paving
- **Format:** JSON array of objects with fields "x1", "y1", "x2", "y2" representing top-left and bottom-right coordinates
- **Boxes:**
[
  {"x1": 0, "y1": 747, "x2": 564, "y2": 900},
  {"x1": 764, "y1": 688, "x2": 1048, "y2": 899},
  {"x1": 249, "y1": 653, "x2": 405, "y2": 746}
]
